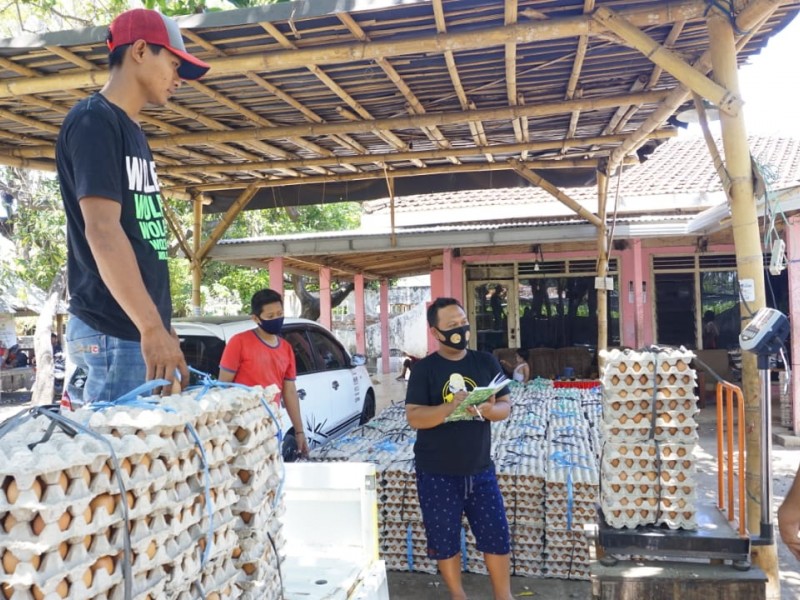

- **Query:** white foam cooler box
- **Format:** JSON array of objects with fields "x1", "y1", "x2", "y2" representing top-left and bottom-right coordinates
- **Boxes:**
[{"x1": 281, "y1": 461, "x2": 390, "y2": 600}]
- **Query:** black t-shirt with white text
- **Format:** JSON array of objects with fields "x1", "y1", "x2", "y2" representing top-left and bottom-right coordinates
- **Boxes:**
[
  {"x1": 56, "y1": 93, "x2": 171, "y2": 341},
  {"x1": 405, "y1": 350, "x2": 509, "y2": 476}
]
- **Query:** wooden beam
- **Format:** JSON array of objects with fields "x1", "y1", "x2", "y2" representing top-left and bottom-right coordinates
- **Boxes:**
[
  {"x1": 509, "y1": 159, "x2": 603, "y2": 227},
  {"x1": 0, "y1": 1, "x2": 710, "y2": 98},
  {"x1": 563, "y1": 0, "x2": 592, "y2": 149},
  {"x1": 593, "y1": 6, "x2": 742, "y2": 116},
  {"x1": 150, "y1": 90, "x2": 670, "y2": 149},
  {"x1": 158, "y1": 132, "x2": 674, "y2": 175}
]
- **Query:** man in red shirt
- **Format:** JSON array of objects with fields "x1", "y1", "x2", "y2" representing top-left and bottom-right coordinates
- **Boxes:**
[{"x1": 219, "y1": 289, "x2": 308, "y2": 457}]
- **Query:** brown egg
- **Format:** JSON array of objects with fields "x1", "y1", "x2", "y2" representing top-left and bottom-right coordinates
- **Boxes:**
[
  {"x1": 58, "y1": 511, "x2": 72, "y2": 532},
  {"x1": 32, "y1": 513, "x2": 46, "y2": 535},
  {"x1": 1, "y1": 549, "x2": 18, "y2": 575},
  {"x1": 58, "y1": 542, "x2": 69, "y2": 559},
  {"x1": 120, "y1": 459, "x2": 132, "y2": 477},
  {"x1": 125, "y1": 492, "x2": 135, "y2": 510},
  {"x1": 238, "y1": 470, "x2": 251, "y2": 484},
  {"x1": 83, "y1": 536, "x2": 93, "y2": 550},
  {"x1": 55, "y1": 580, "x2": 69, "y2": 598},
  {"x1": 32, "y1": 478, "x2": 44, "y2": 501},
  {"x1": 57, "y1": 471, "x2": 69, "y2": 493},
  {"x1": 4, "y1": 479, "x2": 18, "y2": 504},
  {"x1": 79, "y1": 466, "x2": 91, "y2": 486},
  {"x1": 83, "y1": 506, "x2": 92, "y2": 524},
  {"x1": 231, "y1": 546, "x2": 242, "y2": 559},
  {"x1": 234, "y1": 427, "x2": 248, "y2": 442},
  {"x1": 2, "y1": 512, "x2": 17, "y2": 533},
  {"x1": 90, "y1": 493, "x2": 116, "y2": 518},
  {"x1": 92, "y1": 556, "x2": 115, "y2": 576},
  {"x1": 32, "y1": 585, "x2": 45, "y2": 600},
  {"x1": 207, "y1": 593, "x2": 220, "y2": 600},
  {"x1": 242, "y1": 562, "x2": 256, "y2": 575},
  {"x1": 1, "y1": 582, "x2": 12, "y2": 599},
  {"x1": 83, "y1": 566, "x2": 94, "y2": 588},
  {"x1": 146, "y1": 541, "x2": 157, "y2": 560},
  {"x1": 140, "y1": 454, "x2": 152, "y2": 470}
]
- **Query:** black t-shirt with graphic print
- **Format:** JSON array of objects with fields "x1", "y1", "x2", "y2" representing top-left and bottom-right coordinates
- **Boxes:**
[
  {"x1": 405, "y1": 350, "x2": 509, "y2": 476},
  {"x1": 57, "y1": 93, "x2": 171, "y2": 341}
]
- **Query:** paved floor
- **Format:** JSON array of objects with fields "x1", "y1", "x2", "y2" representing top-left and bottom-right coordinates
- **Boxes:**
[{"x1": 3, "y1": 376, "x2": 800, "y2": 598}]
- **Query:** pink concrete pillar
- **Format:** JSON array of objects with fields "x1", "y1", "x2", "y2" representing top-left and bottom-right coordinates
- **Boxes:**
[
  {"x1": 380, "y1": 279, "x2": 391, "y2": 374},
  {"x1": 429, "y1": 269, "x2": 445, "y2": 353},
  {"x1": 319, "y1": 267, "x2": 332, "y2": 329},
  {"x1": 451, "y1": 255, "x2": 464, "y2": 305},
  {"x1": 787, "y1": 216, "x2": 800, "y2": 434},
  {"x1": 638, "y1": 247, "x2": 654, "y2": 347},
  {"x1": 354, "y1": 273, "x2": 366, "y2": 355},
  {"x1": 442, "y1": 249, "x2": 453, "y2": 297},
  {"x1": 269, "y1": 257, "x2": 284, "y2": 296},
  {"x1": 617, "y1": 240, "x2": 645, "y2": 348}
]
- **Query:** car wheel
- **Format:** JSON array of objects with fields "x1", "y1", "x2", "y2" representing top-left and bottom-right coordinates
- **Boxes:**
[
  {"x1": 359, "y1": 390, "x2": 376, "y2": 425},
  {"x1": 282, "y1": 432, "x2": 298, "y2": 462}
]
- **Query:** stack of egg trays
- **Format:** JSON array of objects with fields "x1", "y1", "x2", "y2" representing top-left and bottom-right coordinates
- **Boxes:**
[
  {"x1": 543, "y1": 405, "x2": 598, "y2": 581},
  {"x1": 1, "y1": 415, "x2": 139, "y2": 600},
  {"x1": 494, "y1": 409, "x2": 547, "y2": 579},
  {"x1": 82, "y1": 391, "x2": 241, "y2": 598},
  {"x1": 600, "y1": 348, "x2": 698, "y2": 530},
  {"x1": 212, "y1": 385, "x2": 285, "y2": 600}
]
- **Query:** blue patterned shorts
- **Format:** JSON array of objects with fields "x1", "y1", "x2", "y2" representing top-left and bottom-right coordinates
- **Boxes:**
[{"x1": 415, "y1": 466, "x2": 511, "y2": 560}]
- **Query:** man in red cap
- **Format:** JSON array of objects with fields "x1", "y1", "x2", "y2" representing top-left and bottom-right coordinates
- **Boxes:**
[{"x1": 56, "y1": 9, "x2": 209, "y2": 403}]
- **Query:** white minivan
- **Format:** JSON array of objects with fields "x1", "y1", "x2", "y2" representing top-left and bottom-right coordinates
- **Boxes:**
[
  {"x1": 173, "y1": 317, "x2": 376, "y2": 460},
  {"x1": 63, "y1": 317, "x2": 376, "y2": 461}
]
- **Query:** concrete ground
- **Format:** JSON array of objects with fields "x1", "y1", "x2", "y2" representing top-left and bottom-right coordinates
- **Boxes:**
[{"x1": 3, "y1": 376, "x2": 800, "y2": 599}]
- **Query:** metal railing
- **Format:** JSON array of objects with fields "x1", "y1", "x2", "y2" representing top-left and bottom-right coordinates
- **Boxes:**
[{"x1": 716, "y1": 381, "x2": 748, "y2": 537}]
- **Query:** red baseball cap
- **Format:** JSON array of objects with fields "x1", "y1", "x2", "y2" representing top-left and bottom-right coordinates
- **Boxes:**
[{"x1": 107, "y1": 9, "x2": 210, "y2": 80}]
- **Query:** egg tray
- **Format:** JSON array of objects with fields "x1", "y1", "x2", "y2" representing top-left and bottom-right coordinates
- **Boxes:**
[
  {"x1": 545, "y1": 485, "x2": 599, "y2": 503},
  {"x1": 544, "y1": 562, "x2": 590, "y2": 581},
  {"x1": 605, "y1": 397, "x2": 697, "y2": 414},
  {"x1": 1, "y1": 548, "x2": 125, "y2": 600},
  {"x1": 600, "y1": 421, "x2": 698, "y2": 444},
  {"x1": 511, "y1": 561, "x2": 545, "y2": 578},
  {"x1": 545, "y1": 465, "x2": 599, "y2": 488},
  {"x1": 383, "y1": 553, "x2": 438, "y2": 575},
  {"x1": 236, "y1": 572, "x2": 283, "y2": 600},
  {"x1": 543, "y1": 506, "x2": 597, "y2": 530},
  {"x1": 232, "y1": 529, "x2": 285, "y2": 570},
  {"x1": 600, "y1": 348, "x2": 695, "y2": 368}
]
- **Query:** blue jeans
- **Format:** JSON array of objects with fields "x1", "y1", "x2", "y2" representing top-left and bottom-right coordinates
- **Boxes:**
[{"x1": 66, "y1": 315, "x2": 147, "y2": 405}]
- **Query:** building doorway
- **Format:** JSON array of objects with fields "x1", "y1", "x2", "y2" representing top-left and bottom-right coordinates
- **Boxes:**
[{"x1": 466, "y1": 280, "x2": 518, "y2": 353}]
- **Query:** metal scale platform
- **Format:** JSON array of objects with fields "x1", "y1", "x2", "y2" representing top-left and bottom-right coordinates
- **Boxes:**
[{"x1": 595, "y1": 501, "x2": 751, "y2": 568}]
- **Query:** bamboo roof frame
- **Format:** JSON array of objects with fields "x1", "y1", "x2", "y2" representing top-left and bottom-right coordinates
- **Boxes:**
[{"x1": 0, "y1": 0, "x2": 797, "y2": 279}]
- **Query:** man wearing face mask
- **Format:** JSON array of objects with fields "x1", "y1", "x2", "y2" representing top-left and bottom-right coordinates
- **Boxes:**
[
  {"x1": 405, "y1": 297, "x2": 513, "y2": 600},
  {"x1": 218, "y1": 288, "x2": 308, "y2": 457}
]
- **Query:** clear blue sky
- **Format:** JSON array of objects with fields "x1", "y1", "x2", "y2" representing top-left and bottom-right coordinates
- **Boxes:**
[{"x1": 737, "y1": 13, "x2": 800, "y2": 135}]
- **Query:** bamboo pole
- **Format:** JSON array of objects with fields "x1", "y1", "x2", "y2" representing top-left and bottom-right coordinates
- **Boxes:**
[
  {"x1": 593, "y1": 6, "x2": 742, "y2": 116},
  {"x1": 691, "y1": 92, "x2": 731, "y2": 195},
  {"x1": 158, "y1": 137, "x2": 669, "y2": 175},
  {"x1": 606, "y1": 0, "x2": 776, "y2": 173},
  {"x1": 150, "y1": 90, "x2": 669, "y2": 149},
  {"x1": 168, "y1": 156, "x2": 638, "y2": 195},
  {"x1": 197, "y1": 183, "x2": 258, "y2": 262},
  {"x1": 707, "y1": 5, "x2": 777, "y2": 598},
  {"x1": 192, "y1": 194, "x2": 204, "y2": 316},
  {"x1": 0, "y1": 1, "x2": 709, "y2": 99},
  {"x1": 596, "y1": 164, "x2": 610, "y2": 366},
  {"x1": 509, "y1": 159, "x2": 603, "y2": 226}
]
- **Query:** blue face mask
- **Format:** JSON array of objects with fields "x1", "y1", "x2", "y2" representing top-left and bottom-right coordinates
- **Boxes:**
[{"x1": 257, "y1": 316, "x2": 284, "y2": 335}]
